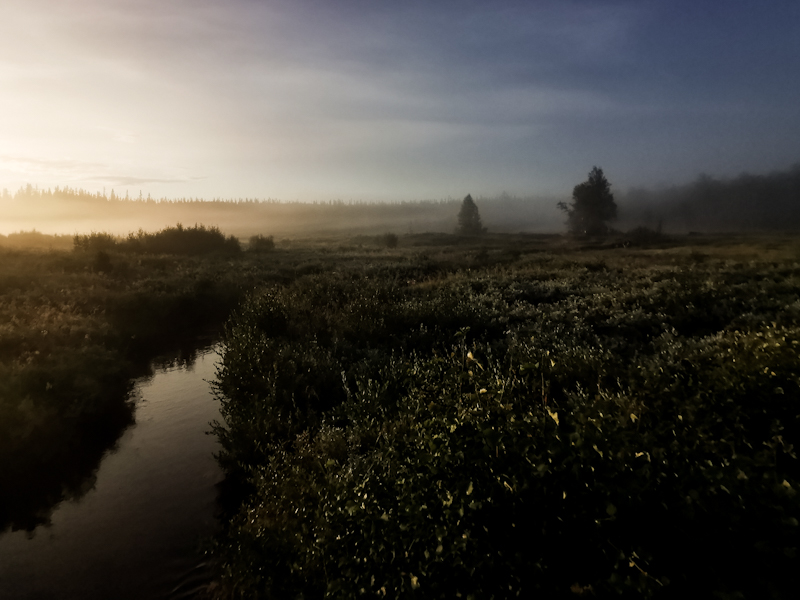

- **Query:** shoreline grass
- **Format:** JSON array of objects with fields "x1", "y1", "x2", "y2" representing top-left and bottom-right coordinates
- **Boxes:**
[{"x1": 208, "y1": 233, "x2": 800, "y2": 598}]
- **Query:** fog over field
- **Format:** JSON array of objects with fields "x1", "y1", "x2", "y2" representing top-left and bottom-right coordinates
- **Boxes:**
[
  {"x1": 3, "y1": 162, "x2": 800, "y2": 239},
  {"x1": 2, "y1": 0, "x2": 799, "y2": 216}
]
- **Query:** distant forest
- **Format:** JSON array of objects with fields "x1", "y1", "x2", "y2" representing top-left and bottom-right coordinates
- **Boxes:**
[
  {"x1": 2, "y1": 163, "x2": 800, "y2": 236},
  {"x1": 0, "y1": 185, "x2": 562, "y2": 237},
  {"x1": 617, "y1": 163, "x2": 800, "y2": 233}
]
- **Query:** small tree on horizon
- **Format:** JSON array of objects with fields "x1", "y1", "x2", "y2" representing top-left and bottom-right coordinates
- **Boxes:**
[
  {"x1": 457, "y1": 194, "x2": 485, "y2": 235},
  {"x1": 558, "y1": 167, "x2": 617, "y2": 235}
]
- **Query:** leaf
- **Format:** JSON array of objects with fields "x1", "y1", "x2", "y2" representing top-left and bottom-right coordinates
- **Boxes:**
[{"x1": 547, "y1": 409, "x2": 559, "y2": 426}]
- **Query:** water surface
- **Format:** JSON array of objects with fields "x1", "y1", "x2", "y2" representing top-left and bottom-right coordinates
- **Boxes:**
[{"x1": 0, "y1": 346, "x2": 223, "y2": 600}]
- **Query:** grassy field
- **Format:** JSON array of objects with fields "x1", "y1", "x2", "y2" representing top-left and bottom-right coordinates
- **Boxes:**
[
  {"x1": 209, "y1": 232, "x2": 800, "y2": 599},
  {"x1": 0, "y1": 228, "x2": 272, "y2": 531},
  {"x1": 0, "y1": 226, "x2": 516, "y2": 531},
  {"x1": 2, "y1": 229, "x2": 798, "y2": 597}
]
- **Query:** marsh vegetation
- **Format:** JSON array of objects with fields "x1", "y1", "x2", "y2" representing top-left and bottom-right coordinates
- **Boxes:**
[
  {"x1": 2, "y1": 226, "x2": 253, "y2": 531},
  {"x1": 209, "y1": 232, "x2": 800, "y2": 598},
  {"x1": 2, "y1": 228, "x2": 798, "y2": 599}
]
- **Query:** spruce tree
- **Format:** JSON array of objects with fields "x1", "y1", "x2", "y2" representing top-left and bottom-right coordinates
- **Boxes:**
[
  {"x1": 558, "y1": 167, "x2": 617, "y2": 235},
  {"x1": 457, "y1": 194, "x2": 484, "y2": 235}
]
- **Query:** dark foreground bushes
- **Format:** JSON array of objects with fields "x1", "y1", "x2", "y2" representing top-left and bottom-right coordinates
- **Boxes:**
[
  {"x1": 211, "y1": 253, "x2": 800, "y2": 599},
  {"x1": 0, "y1": 246, "x2": 253, "y2": 532}
]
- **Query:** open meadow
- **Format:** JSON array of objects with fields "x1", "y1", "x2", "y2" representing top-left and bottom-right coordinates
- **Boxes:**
[
  {"x1": 209, "y1": 232, "x2": 800, "y2": 599},
  {"x1": 1, "y1": 229, "x2": 799, "y2": 599}
]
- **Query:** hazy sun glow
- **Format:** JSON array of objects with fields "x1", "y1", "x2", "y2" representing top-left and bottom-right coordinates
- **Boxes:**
[{"x1": 1, "y1": 0, "x2": 799, "y2": 202}]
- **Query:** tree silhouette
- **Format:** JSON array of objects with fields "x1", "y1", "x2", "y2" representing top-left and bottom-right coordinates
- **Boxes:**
[
  {"x1": 558, "y1": 167, "x2": 617, "y2": 235},
  {"x1": 457, "y1": 194, "x2": 485, "y2": 235}
]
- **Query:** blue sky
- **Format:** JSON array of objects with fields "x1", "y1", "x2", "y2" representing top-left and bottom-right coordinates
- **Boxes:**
[{"x1": 1, "y1": 0, "x2": 798, "y2": 201}]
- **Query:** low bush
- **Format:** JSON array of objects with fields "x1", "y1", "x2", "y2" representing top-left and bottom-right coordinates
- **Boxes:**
[
  {"x1": 1, "y1": 230, "x2": 73, "y2": 251},
  {"x1": 381, "y1": 233, "x2": 399, "y2": 248},
  {"x1": 248, "y1": 234, "x2": 276, "y2": 252},
  {"x1": 216, "y1": 330, "x2": 799, "y2": 598},
  {"x1": 210, "y1": 244, "x2": 800, "y2": 598},
  {"x1": 0, "y1": 242, "x2": 268, "y2": 531},
  {"x1": 73, "y1": 231, "x2": 118, "y2": 252},
  {"x1": 124, "y1": 223, "x2": 240, "y2": 255}
]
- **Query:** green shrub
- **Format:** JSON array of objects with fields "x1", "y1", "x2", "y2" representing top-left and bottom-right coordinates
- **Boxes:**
[
  {"x1": 73, "y1": 231, "x2": 118, "y2": 252},
  {"x1": 248, "y1": 234, "x2": 276, "y2": 252},
  {"x1": 124, "y1": 223, "x2": 240, "y2": 255},
  {"x1": 214, "y1": 329, "x2": 800, "y2": 598},
  {"x1": 210, "y1": 248, "x2": 800, "y2": 598},
  {"x1": 381, "y1": 233, "x2": 399, "y2": 248}
]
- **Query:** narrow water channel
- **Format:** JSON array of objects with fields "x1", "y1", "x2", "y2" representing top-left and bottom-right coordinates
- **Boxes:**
[{"x1": 0, "y1": 346, "x2": 224, "y2": 600}]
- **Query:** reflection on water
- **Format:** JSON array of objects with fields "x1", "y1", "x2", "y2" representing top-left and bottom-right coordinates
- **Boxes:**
[
  {"x1": 0, "y1": 346, "x2": 224, "y2": 600},
  {"x1": 0, "y1": 391, "x2": 135, "y2": 534}
]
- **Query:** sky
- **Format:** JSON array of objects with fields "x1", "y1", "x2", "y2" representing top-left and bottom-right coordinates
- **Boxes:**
[{"x1": 1, "y1": 0, "x2": 799, "y2": 202}]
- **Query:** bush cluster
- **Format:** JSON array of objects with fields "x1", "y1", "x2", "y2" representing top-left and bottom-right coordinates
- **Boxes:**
[
  {"x1": 248, "y1": 234, "x2": 276, "y2": 253},
  {"x1": 0, "y1": 245, "x2": 256, "y2": 531},
  {"x1": 74, "y1": 224, "x2": 241, "y2": 256},
  {"x1": 211, "y1": 249, "x2": 800, "y2": 598}
]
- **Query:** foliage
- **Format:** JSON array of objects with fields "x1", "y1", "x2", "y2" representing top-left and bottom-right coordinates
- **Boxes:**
[
  {"x1": 457, "y1": 194, "x2": 485, "y2": 235},
  {"x1": 0, "y1": 230, "x2": 73, "y2": 251},
  {"x1": 625, "y1": 226, "x2": 664, "y2": 246},
  {"x1": 381, "y1": 233, "x2": 399, "y2": 248},
  {"x1": 73, "y1": 224, "x2": 242, "y2": 255},
  {"x1": 125, "y1": 223, "x2": 241, "y2": 255},
  {"x1": 0, "y1": 237, "x2": 280, "y2": 532},
  {"x1": 248, "y1": 234, "x2": 276, "y2": 253},
  {"x1": 210, "y1": 237, "x2": 800, "y2": 599},
  {"x1": 559, "y1": 167, "x2": 618, "y2": 235},
  {"x1": 620, "y1": 163, "x2": 800, "y2": 232},
  {"x1": 73, "y1": 231, "x2": 119, "y2": 253}
]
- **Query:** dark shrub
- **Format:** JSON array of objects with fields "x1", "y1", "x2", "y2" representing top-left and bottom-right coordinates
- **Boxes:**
[
  {"x1": 381, "y1": 233, "x2": 399, "y2": 248},
  {"x1": 122, "y1": 224, "x2": 240, "y2": 255},
  {"x1": 248, "y1": 234, "x2": 276, "y2": 252},
  {"x1": 73, "y1": 232, "x2": 118, "y2": 252},
  {"x1": 93, "y1": 251, "x2": 113, "y2": 273}
]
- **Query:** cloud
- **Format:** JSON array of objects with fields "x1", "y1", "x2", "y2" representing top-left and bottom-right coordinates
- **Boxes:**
[
  {"x1": 0, "y1": 155, "x2": 107, "y2": 177},
  {"x1": 2, "y1": 1, "x2": 799, "y2": 201},
  {"x1": 0, "y1": 155, "x2": 201, "y2": 189},
  {"x1": 87, "y1": 175, "x2": 205, "y2": 187}
]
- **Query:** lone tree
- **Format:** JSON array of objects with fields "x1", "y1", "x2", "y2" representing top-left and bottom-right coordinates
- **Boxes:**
[
  {"x1": 558, "y1": 167, "x2": 617, "y2": 235},
  {"x1": 457, "y1": 194, "x2": 485, "y2": 235}
]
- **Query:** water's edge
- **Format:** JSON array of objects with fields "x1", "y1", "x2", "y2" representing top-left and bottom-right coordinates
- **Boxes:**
[{"x1": 0, "y1": 345, "x2": 224, "y2": 600}]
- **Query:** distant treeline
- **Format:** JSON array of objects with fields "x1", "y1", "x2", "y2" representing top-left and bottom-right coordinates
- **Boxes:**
[
  {"x1": 619, "y1": 163, "x2": 800, "y2": 232},
  {"x1": 1, "y1": 184, "x2": 433, "y2": 206},
  {"x1": 0, "y1": 185, "x2": 562, "y2": 236},
  {"x1": 5, "y1": 162, "x2": 800, "y2": 236}
]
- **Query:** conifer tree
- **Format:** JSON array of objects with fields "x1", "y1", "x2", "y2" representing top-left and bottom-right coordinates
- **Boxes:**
[
  {"x1": 457, "y1": 194, "x2": 485, "y2": 235},
  {"x1": 558, "y1": 167, "x2": 617, "y2": 235}
]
